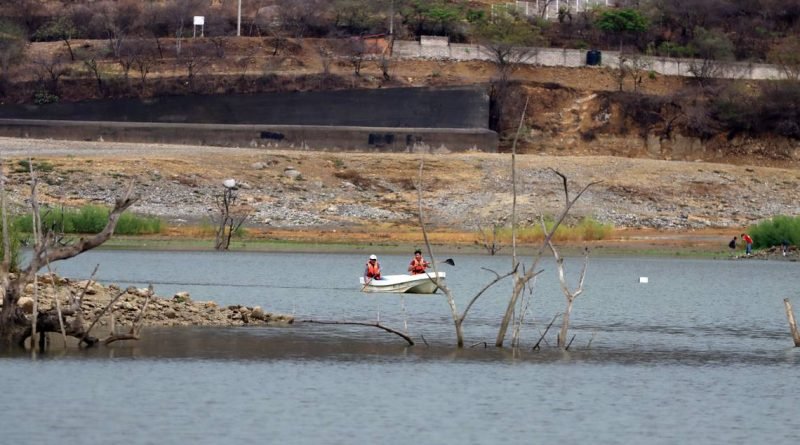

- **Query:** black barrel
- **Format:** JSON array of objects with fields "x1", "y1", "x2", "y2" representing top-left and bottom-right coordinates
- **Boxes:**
[{"x1": 586, "y1": 49, "x2": 602, "y2": 66}]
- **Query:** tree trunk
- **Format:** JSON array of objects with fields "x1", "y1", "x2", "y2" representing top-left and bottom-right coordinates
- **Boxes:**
[{"x1": 784, "y1": 298, "x2": 800, "y2": 347}]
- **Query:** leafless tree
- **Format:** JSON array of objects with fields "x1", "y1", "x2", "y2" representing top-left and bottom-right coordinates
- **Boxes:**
[
  {"x1": 31, "y1": 52, "x2": 69, "y2": 97},
  {"x1": 476, "y1": 223, "x2": 504, "y2": 255},
  {"x1": 177, "y1": 41, "x2": 213, "y2": 92},
  {"x1": 548, "y1": 241, "x2": 589, "y2": 349},
  {"x1": 613, "y1": 52, "x2": 652, "y2": 92},
  {"x1": 342, "y1": 38, "x2": 366, "y2": 76},
  {"x1": 164, "y1": 0, "x2": 208, "y2": 58},
  {"x1": 137, "y1": 1, "x2": 169, "y2": 59},
  {"x1": 414, "y1": 99, "x2": 598, "y2": 349},
  {"x1": 205, "y1": 14, "x2": 233, "y2": 58},
  {"x1": 0, "y1": 160, "x2": 138, "y2": 349},
  {"x1": 92, "y1": 0, "x2": 141, "y2": 59},
  {"x1": 276, "y1": 0, "x2": 330, "y2": 38},
  {"x1": 494, "y1": 98, "x2": 600, "y2": 348},
  {"x1": 495, "y1": 170, "x2": 599, "y2": 347},
  {"x1": 212, "y1": 182, "x2": 251, "y2": 251},
  {"x1": 316, "y1": 43, "x2": 334, "y2": 75},
  {"x1": 415, "y1": 161, "x2": 516, "y2": 348},
  {"x1": 76, "y1": 46, "x2": 107, "y2": 97},
  {"x1": 378, "y1": 53, "x2": 393, "y2": 80},
  {"x1": 131, "y1": 40, "x2": 157, "y2": 94}
]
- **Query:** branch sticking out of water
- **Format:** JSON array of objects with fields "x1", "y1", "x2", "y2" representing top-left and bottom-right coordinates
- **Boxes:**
[{"x1": 300, "y1": 319, "x2": 414, "y2": 346}]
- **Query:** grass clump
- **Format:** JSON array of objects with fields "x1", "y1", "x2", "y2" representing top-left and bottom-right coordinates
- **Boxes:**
[
  {"x1": 492, "y1": 217, "x2": 613, "y2": 243},
  {"x1": 748, "y1": 215, "x2": 800, "y2": 249},
  {"x1": 0, "y1": 220, "x2": 22, "y2": 272},
  {"x1": 15, "y1": 205, "x2": 164, "y2": 235}
]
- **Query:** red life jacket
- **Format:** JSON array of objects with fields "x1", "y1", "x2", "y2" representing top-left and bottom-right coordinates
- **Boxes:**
[
  {"x1": 366, "y1": 262, "x2": 381, "y2": 278},
  {"x1": 410, "y1": 258, "x2": 427, "y2": 274}
]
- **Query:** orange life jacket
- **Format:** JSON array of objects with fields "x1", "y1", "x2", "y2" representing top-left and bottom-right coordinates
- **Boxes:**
[
  {"x1": 366, "y1": 262, "x2": 381, "y2": 278},
  {"x1": 410, "y1": 258, "x2": 427, "y2": 274}
]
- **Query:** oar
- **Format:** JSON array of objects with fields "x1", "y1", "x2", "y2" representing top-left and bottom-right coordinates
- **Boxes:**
[
  {"x1": 360, "y1": 276, "x2": 374, "y2": 292},
  {"x1": 442, "y1": 258, "x2": 455, "y2": 266}
]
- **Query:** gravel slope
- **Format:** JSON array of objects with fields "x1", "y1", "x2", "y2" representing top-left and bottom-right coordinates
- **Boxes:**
[{"x1": 2, "y1": 137, "x2": 799, "y2": 231}]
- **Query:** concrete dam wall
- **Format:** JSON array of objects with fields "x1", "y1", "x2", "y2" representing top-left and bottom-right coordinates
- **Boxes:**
[{"x1": 0, "y1": 87, "x2": 498, "y2": 153}]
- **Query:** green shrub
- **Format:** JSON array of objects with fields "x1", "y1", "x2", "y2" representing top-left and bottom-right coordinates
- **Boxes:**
[
  {"x1": 0, "y1": 220, "x2": 22, "y2": 272},
  {"x1": 14, "y1": 159, "x2": 55, "y2": 173},
  {"x1": 33, "y1": 90, "x2": 59, "y2": 105},
  {"x1": 15, "y1": 205, "x2": 163, "y2": 235},
  {"x1": 748, "y1": 215, "x2": 800, "y2": 249}
]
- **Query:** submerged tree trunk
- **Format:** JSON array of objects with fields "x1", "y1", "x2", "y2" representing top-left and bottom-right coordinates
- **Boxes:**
[{"x1": 0, "y1": 169, "x2": 137, "y2": 350}]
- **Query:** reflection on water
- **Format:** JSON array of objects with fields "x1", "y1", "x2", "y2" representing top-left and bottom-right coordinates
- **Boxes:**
[{"x1": 4, "y1": 250, "x2": 798, "y2": 444}]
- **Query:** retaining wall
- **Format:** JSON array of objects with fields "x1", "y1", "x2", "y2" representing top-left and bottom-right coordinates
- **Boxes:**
[
  {"x1": 393, "y1": 40, "x2": 786, "y2": 80},
  {"x1": 0, "y1": 119, "x2": 498, "y2": 153},
  {"x1": 0, "y1": 86, "x2": 497, "y2": 152}
]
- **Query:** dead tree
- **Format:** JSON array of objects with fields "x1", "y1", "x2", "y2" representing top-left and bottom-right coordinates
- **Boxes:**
[
  {"x1": 416, "y1": 161, "x2": 516, "y2": 348},
  {"x1": 495, "y1": 170, "x2": 599, "y2": 347},
  {"x1": 212, "y1": 180, "x2": 250, "y2": 251},
  {"x1": 548, "y1": 241, "x2": 589, "y2": 349},
  {"x1": 495, "y1": 98, "x2": 600, "y2": 347},
  {"x1": 0, "y1": 160, "x2": 138, "y2": 349},
  {"x1": 415, "y1": 98, "x2": 598, "y2": 349},
  {"x1": 784, "y1": 298, "x2": 800, "y2": 347},
  {"x1": 476, "y1": 223, "x2": 504, "y2": 255}
]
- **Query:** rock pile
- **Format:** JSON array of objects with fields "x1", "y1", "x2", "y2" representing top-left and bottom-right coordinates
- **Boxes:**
[{"x1": 9, "y1": 273, "x2": 294, "y2": 328}]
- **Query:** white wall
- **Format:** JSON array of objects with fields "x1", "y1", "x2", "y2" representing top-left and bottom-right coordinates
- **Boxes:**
[{"x1": 393, "y1": 40, "x2": 786, "y2": 80}]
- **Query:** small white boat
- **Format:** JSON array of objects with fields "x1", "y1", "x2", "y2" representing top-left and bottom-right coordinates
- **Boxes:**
[{"x1": 359, "y1": 272, "x2": 446, "y2": 294}]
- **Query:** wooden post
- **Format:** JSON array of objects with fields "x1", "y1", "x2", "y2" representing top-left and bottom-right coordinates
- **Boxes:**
[{"x1": 784, "y1": 298, "x2": 800, "y2": 347}]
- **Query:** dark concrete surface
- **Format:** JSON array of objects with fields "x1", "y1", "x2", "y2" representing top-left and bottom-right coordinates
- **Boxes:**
[
  {"x1": 0, "y1": 86, "x2": 490, "y2": 129},
  {"x1": 0, "y1": 86, "x2": 497, "y2": 152}
]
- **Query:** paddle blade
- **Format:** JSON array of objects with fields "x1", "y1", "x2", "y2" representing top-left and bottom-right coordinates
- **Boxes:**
[{"x1": 443, "y1": 258, "x2": 455, "y2": 266}]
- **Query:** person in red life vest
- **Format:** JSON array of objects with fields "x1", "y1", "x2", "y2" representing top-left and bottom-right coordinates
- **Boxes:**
[
  {"x1": 364, "y1": 254, "x2": 382, "y2": 280},
  {"x1": 408, "y1": 249, "x2": 430, "y2": 275},
  {"x1": 741, "y1": 233, "x2": 753, "y2": 256}
]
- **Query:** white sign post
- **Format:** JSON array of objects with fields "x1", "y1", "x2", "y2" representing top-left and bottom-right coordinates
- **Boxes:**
[{"x1": 193, "y1": 16, "x2": 204, "y2": 38}]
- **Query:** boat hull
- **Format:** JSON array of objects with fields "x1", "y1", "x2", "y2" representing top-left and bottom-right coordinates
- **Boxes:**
[{"x1": 359, "y1": 272, "x2": 446, "y2": 294}]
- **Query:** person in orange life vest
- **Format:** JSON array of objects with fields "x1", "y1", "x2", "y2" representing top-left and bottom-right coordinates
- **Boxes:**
[
  {"x1": 741, "y1": 233, "x2": 753, "y2": 256},
  {"x1": 364, "y1": 254, "x2": 382, "y2": 280},
  {"x1": 408, "y1": 249, "x2": 430, "y2": 275}
]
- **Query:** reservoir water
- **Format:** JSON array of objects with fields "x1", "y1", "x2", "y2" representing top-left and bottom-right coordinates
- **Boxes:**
[{"x1": 2, "y1": 251, "x2": 798, "y2": 444}]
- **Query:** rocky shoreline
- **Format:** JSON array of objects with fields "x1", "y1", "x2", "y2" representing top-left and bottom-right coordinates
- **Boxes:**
[{"x1": 11, "y1": 273, "x2": 294, "y2": 330}]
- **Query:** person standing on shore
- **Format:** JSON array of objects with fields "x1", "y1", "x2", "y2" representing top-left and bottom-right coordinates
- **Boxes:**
[
  {"x1": 741, "y1": 233, "x2": 753, "y2": 256},
  {"x1": 728, "y1": 236, "x2": 737, "y2": 254}
]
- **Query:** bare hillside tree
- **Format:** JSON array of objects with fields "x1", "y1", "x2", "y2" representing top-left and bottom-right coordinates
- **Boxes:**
[
  {"x1": 212, "y1": 180, "x2": 250, "y2": 251},
  {"x1": 0, "y1": 160, "x2": 138, "y2": 349}
]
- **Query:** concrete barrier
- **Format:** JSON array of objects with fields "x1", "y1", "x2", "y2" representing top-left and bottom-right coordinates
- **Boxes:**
[{"x1": 0, "y1": 119, "x2": 498, "y2": 153}]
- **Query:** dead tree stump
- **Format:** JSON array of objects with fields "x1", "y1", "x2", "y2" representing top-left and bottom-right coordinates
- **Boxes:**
[{"x1": 783, "y1": 298, "x2": 800, "y2": 347}]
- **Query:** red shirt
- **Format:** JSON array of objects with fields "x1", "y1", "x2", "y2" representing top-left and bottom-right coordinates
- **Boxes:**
[{"x1": 742, "y1": 234, "x2": 753, "y2": 244}]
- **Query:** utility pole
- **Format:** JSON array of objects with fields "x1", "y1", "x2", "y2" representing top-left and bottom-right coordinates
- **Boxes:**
[
  {"x1": 237, "y1": 0, "x2": 242, "y2": 36},
  {"x1": 389, "y1": 0, "x2": 394, "y2": 35}
]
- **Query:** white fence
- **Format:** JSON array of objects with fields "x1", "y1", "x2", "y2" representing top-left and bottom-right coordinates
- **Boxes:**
[
  {"x1": 393, "y1": 39, "x2": 786, "y2": 81},
  {"x1": 492, "y1": 0, "x2": 614, "y2": 20}
]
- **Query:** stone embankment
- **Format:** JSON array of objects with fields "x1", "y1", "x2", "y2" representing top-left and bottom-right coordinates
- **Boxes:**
[{"x1": 10, "y1": 273, "x2": 293, "y2": 328}]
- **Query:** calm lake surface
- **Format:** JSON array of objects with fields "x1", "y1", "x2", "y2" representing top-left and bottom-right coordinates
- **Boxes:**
[{"x1": 2, "y1": 251, "x2": 799, "y2": 444}]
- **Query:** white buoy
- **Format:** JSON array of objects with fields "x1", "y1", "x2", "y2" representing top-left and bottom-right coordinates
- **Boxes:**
[{"x1": 639, "y1": 277, "x2": 649, "y2": 283}]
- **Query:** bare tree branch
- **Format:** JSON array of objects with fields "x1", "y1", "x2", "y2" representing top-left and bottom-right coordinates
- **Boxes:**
[{"x1": 300, "y1": 319, "x2": 414, "y2": 346}]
